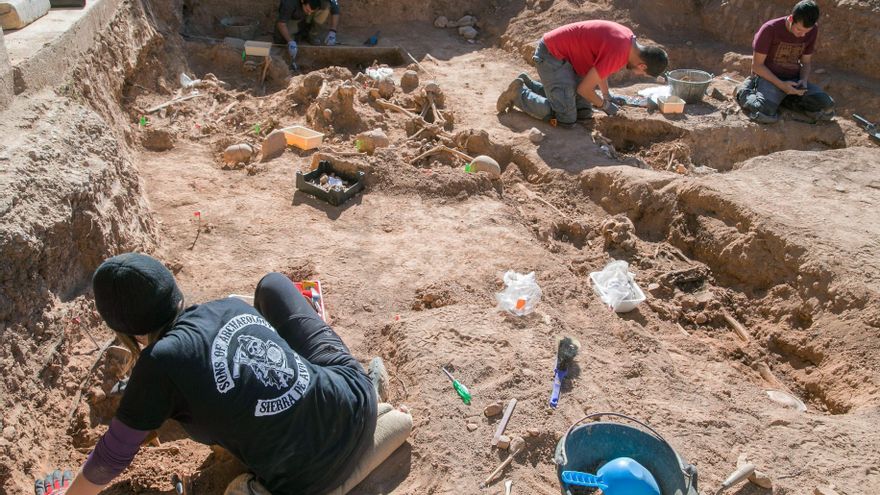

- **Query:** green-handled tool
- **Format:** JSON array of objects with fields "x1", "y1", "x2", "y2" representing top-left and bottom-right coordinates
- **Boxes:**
[{"x1": 441, "y1": 367, "x2": 472, "y2": 404}]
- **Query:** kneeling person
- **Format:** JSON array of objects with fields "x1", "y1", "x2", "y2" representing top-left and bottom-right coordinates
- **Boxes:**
[{"x1": 736, "y1": 0, "x2": 834, "y2": 124}]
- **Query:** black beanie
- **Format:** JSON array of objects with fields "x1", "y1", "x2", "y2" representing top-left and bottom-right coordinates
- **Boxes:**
[{"x1": 92, "y1": 253, "x2": 183, "y2": 336}]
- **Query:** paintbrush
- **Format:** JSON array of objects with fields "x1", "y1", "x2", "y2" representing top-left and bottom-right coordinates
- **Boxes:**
[{"x1": 549, "y1": 337, "x2": 580, "y2": 408}]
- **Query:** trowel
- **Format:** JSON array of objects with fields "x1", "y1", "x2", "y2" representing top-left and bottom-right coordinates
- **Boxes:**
[
  {"x1": 549, "y1": 337, "x2": 580, "y2": 408},
  {"x1": 853, "y1": 114, "x2": 880, "y2": 143}
]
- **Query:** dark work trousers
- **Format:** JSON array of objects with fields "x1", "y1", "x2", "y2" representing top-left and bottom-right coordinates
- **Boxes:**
[{"x1": 253, "y1": 272, "x2": 362, "y2": 371}]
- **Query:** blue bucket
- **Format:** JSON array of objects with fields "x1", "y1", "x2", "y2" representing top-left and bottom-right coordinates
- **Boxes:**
[{"x1": 555, "y1": 413, "x2": 698, "y2": 495}]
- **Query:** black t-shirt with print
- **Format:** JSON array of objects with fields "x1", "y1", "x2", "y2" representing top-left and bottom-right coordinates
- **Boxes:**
[{"x1": 116, "y1": 298, "x2": 374, "y2": 495}]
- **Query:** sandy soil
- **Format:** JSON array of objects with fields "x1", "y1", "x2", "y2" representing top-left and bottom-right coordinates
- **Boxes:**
[{"x1": 2, "y1": 1, "x2": 880, "y2": 494}]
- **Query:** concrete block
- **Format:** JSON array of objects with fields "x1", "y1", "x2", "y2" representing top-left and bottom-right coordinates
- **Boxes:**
[{"x1": 0, "y1": 0, "x2": 50, "y2": 30}]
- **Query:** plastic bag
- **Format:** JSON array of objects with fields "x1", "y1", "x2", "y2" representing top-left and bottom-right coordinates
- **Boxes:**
[
  {"x1": 179, "y1": 73, "x2": 202, "y2": 89},
  {"x1": 365, "y1": 67, "x2": 394, "y2": 82},
  {"x1": 593, "y1": 260, "x2": 635, "y2": 310},
  {"x1": 495, "y1": 271, "x2": 542, "y2": 316}
]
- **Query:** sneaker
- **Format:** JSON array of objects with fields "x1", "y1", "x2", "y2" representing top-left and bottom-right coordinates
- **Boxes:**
[
  {"x1": 747, "y1": 110, "x2": 779, "y2": 124},
  {"x1": 577, "y1": 107, "x2": 594, "y2": 121},
  {"x1": 803, "y1": 108, "x2": 836, "y2": 122},
  {"x1": 368, "y1": 357, "x2": 390, "y2": 402},
  {"x1": 496, "y1": 78, "x2": 524, "y2": 113}
]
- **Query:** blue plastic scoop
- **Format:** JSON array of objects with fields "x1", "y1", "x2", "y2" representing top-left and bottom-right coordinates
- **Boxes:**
[{"x1": 562, "y1": 457, "x2": 661, "y2": 495}]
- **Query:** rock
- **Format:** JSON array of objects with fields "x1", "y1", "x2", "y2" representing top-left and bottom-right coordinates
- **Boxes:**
[
  {"x1": 400, "y1": 70, "x2": 419, "y2": 92},
  {"x1": 466, "y1": 423, "x2": 478, "y2": 432},
  {"x1": 528, "y1": 127, "x2": 544, "y2": 143},
  {"x1": 509, "y1": 436, "x2": 526, "y2": 452},
  {"x1": 710, "y1": 87, "x2": 729, "y2": 101},
  {"x1": 468, "y1": 155, "x2": 501, "y2": 179},
  {"x1": 814, "y1": 486, "x2": 839, "y2": 495},
  {"x1": 527, "y1": 428, "x2": 541, "y2": 437},
  {"x1": 141, "y1": 129, "x2": 175, "y2": 151},
  {"x1": 433, "y1": 15, "x2": 448, "y2": 28},
  {"x1": 261, "y1": 130, "x2": 288, "y2": 162},
  {"x1": 695, "y1": 313, "x2": 708, "y2": 324},
  {"x1": 647, "y1": 283, "x2": 661, "y2": 294},
  {"x1": 497, "y1": 434, "x2": 511, "y2": 449},
  {"x1": 453, "y1": 15, "x2": 477, "y2": 27},
  {"x1": 355, "y1": 129, "x2": 390, "y2": 154},
  {"x1": 223, "y1": 143, "x2": 254, "y2": 164},
  {"x1": 458, "y1": 26, "x2": 478, "y2": 40},
  {"x1": 2, "y1": 426, "x2": 15, "y2": 440},
  {"x1": 484, "y1": 402, "x2": 503, "y2": 417}
]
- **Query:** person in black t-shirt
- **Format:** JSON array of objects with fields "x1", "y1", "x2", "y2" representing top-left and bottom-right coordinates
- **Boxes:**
[
  {"x1": 61, "y1": 253, "x2": 411, "y2": 495},
  {"x1": 275, "y1": 0, "x2": 341, "y2": 69}
]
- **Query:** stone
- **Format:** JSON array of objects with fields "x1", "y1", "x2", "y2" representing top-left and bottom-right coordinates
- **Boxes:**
[
  {"x1": 527, "y1": 428, "x2": 541, "y2": 437},
  {"x1": 695, "y1": 313, "x2": 708, "y2": 324},
  {"x1": 355, "y1": 129, "x2": 390, "y2": 155},
  {"x1": 458, "y1": 26, "x2": 478, "y2": 40},
  {"x1": 528, "y1": 127, "x2": 544, "y2": 144},
  {"x1": 466, "y1": 423, "x2": 478, "y2": 431},
  {"x1": 2, "y1": 426, "x2": 15, "y2": 440},
  {"x1": 483, "y1": 402, "x2": 503, "y2": 417},
  {"x1": 261, "y1": 130, "x2": 287, "y2": 162},
  {"x1": 433, "y1": 16, "x2": 448, "y2": 28},
  {"x1": 223, "y1": 143, "x2": 254, "y2": 164},
  {"x1": 468, "y1": 155, "x2": 501, "y2": 179},
  {"x1": 453, "y1": 15, "x2": 477, "y2": 27},
  {"x1": 497, "y1": 434, "x2": 511, "y2": 449},
  {"x1": 400, "y1": 70, "x2": 419, "y2": 92},
  {"x1": 141, "y1": 129, "x2": 175, "y2": 151}
]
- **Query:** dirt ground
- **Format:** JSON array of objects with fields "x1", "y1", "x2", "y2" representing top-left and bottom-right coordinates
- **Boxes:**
[{"x1": 2, "y1": 0, "x2": 880, "y2": 494}]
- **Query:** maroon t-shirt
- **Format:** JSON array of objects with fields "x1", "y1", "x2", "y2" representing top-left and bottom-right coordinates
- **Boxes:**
[
  {"x1": 753, "y1": 16, "x2": 818, "y2": 80},
  {"x1": 543, "y1": 21, "x2": 633, "y2": 78}
]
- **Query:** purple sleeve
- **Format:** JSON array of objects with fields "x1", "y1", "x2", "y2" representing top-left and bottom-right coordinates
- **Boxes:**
[
  {"x1": 753, "y1": 20, "x2": 773, "y2": 54},
  {"x1": 82, "y1": 417, "x2": 149, "y2": 485}
]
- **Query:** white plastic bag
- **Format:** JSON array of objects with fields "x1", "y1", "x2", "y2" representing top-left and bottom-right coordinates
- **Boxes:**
[
  {"x1": 179, "y1": 72, "x2": 202, "y2": 89},
  {"x1": 593, "y1": 260, "x2": 635, "y2": 310},
  {"x1": 365, "y1": 67, "x2": 394, "y2": 82},
  {"x1": 495, "y1": 271, "x2": 542, "y2": 316}
]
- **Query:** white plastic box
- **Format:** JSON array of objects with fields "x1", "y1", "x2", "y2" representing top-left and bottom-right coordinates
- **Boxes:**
[
  {"x1": 244, "y1": 40, "x2": 272, "y2": 57},
  {"x1": 589, "y1": 271, "x2": 647, "y2": 313},
  {"x1": 658, "y1": 95, "x2": 685, "y2": 114}
]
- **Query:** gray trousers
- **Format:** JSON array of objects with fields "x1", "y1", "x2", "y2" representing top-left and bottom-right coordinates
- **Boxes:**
[
  {"x1": 513, "y1": 40, "x2": 593, "y2": 124},
  {"x1": 736, "y1": 75, "x2": 834, "y2": 116}
]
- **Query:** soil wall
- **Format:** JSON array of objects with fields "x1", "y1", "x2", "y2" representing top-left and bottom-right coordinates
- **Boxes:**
[
  {"x1": 182, "y1": 0, "x2": 511, "y2": 38},
  {"x1": 0, "y1": 27, "x2": 13, "y2": 108}
]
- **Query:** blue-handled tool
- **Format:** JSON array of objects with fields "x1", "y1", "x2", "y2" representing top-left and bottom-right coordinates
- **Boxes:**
[
  {"x1": 363, "y1": 31, "x2": 380, "y2": 46},
  {"x1": 549, "y1": 337, "x2": 580, "y2": 408},
  {"x1": 562, "y1": 457, "x2": 660, "y2": 495}
]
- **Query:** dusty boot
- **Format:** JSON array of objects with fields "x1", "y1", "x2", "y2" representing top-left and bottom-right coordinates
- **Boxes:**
[
  {"x1": 747, "y1": 110, "x2": 779, "y2": 124},
  {"x1": 517, "y1": 72, "x2": 542, "y2": 93},
  {"x1": 369, "y1": 357, "x2": 390, "y2": 402},
  {"x1": 496, "y1": 78, "x2": 524, "y2": 113}
]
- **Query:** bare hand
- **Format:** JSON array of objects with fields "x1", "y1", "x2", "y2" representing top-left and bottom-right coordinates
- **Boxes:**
[{"x1": 783, "y1": 81, "x2": 806, "y2": 96}]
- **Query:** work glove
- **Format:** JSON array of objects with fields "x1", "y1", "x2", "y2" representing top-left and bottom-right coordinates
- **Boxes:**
[
  {"x1": 287, "y1": 40, "x2": 299, "y2": 71},
  {"x1": 601, "y1": 98, "x2": 620, "y2": 116},
  {"x1": 324, "y1": 30, "x2": 337, "y2": 46},
  {"x1": 35, "y1": 470, "x2": 73, "y2": 495}
]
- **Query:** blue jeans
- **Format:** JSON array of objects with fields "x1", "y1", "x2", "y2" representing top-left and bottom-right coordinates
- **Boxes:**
[
  {"x1": 736, "y1": 75, "x2": 834, "y2": 116},
  {"x1": 513, "y1": 40, "x2": 593, "y2": 124}
]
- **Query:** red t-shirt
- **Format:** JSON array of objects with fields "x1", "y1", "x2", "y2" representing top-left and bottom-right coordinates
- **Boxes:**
[
  {"x1": 753, "y1": 16, "x2": 818, "y2": 80},
  {"x1": 543, "y1": 21, "x2": 633, "y2": 78}
]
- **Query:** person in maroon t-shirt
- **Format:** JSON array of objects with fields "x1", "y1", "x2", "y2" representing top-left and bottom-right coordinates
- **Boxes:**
[
  {"x1": 496, "y1": 20, "x2": 668, "y2": 127},
  {"x1": 735, "y1": 0, "x2": 835, "y2": 124}
]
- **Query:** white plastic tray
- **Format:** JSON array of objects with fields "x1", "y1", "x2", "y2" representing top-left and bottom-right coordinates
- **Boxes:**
[{"x1": 589, "y1": 271, "x2": 646, "y2": 313}]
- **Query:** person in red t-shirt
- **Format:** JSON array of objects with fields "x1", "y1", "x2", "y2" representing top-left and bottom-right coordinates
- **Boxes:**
[
  {"x1": 496, "y1": 20, "x2": 668, "y2": 126},
  {"x1": 735, "y1": 0, "x2": 835, "y2": 124}
]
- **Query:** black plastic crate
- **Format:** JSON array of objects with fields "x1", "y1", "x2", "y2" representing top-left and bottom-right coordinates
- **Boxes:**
[{"x1": 295, "y1": 160, "x2": 366, "y2": 206}]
